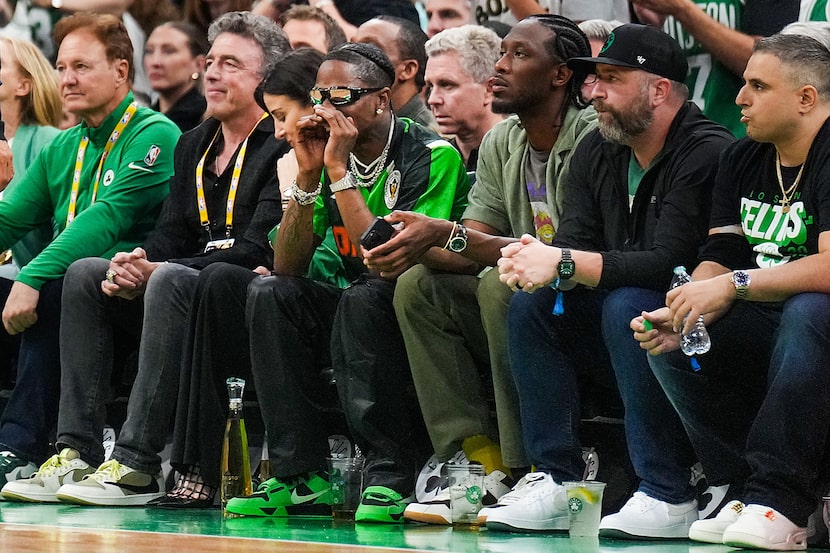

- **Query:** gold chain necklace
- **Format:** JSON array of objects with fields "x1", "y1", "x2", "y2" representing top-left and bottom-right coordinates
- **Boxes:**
[{"x1": 775, "y1": 152, "x2": 805, "y2": 214}]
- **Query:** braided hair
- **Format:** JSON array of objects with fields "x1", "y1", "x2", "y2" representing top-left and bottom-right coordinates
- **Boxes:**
[
  {"x1": 525, "y1": 14, "x2": 592, "y2": 109},
  {"x1": 325, "y1": 42, "x2": 396, "y2": 89}
]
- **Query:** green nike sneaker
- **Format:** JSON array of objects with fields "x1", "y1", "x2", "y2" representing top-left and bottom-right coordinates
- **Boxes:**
[
  {"x1": 225, "y1": 472, "x2": 332, "y2": 517},
  {"x1": 355, "y1": 486, "x2": 411, "y2": 523}
]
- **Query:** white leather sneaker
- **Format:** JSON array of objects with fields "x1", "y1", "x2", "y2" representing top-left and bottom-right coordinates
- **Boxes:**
[
  {"x1": 689, "y1": 499, "x2": 744, "y2": 543},
  {"x1": 599, "y1": 491, "x2": 698, "y2": 539},
  {"x1": 478, "y1": 471, "x2": 544, "y2": 524},
  {"x1": 722, "y1": 504, "x2": 808, "y2": 551},
  {"x1": 484, "y1": 472, "x2": 568, "y2": 533},
  {"x1": 2, "y1": 448, "x2": 92, "y2": 503}
]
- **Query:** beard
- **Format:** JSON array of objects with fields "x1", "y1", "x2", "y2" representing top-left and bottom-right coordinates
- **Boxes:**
[
  {"x1": 491, "y1": 87, "x2": 547, "y2": 115},
  {"x1": 595, "y1": 91, "x2": 653, "y2": 145}
]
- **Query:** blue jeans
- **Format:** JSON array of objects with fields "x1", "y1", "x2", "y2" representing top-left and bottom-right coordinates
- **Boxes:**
[
  {"x1": 58, "y1": 259, "x2": 200, "y2": 473},
  {"x1": 649, "y1": 294, "x2": 830, "y2": 525},
  {"x1": 509, "y1": 286, "x2": 697, "y2": 503},
  {"x1": 0, "y1": 277, "x2": 64, "y2": 461}
]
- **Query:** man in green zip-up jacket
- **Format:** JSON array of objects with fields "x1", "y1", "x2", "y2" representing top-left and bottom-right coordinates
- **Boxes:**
[{"x1": 0, "y1": 12, "x2": 178, "y2": 479}]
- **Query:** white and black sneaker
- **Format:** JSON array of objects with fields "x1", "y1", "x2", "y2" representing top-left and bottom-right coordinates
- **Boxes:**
[
  {"x1": 414, "y1": 450, "x2": 468, "y2": 503},
  {"x1": 484, "y1": 472, "x2": 569, "y2": 533},
  {"x1": 2, "y1": 448, "x2": 92, "y2": 503},
  {"x1": 57, "y1": 459, "x2": 164, "y2": 506},
  {"x1": 405, "y1": 464, "x2": 511, "y2": 525}
]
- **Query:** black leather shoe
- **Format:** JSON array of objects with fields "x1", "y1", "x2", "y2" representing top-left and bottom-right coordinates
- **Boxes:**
[{"x1": 146, "y1": 494, "x2": 215, "y2": 509}]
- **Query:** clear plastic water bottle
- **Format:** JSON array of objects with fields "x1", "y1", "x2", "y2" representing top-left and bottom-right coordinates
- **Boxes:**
[{"x1": 670, "y1": 266, "x2": 712, "y2": 357}]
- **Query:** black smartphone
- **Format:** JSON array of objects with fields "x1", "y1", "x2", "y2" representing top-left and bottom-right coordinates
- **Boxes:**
[{"x1": 360, "y1": 217, "x2": 395, "y2": 250}]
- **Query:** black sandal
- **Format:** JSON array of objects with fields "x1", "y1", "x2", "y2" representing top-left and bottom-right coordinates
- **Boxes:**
[{"x1": 146, "y1": 465, "x2": 216, "y2": 509}]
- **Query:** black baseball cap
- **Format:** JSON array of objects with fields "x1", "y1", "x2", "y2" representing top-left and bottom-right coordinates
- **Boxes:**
[{"x1": 568, "y1": 23, "x2": 688, "y2": 83}]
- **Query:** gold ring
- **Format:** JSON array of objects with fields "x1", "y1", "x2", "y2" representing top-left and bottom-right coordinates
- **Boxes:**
[{"x1": 105, "y1": 269, "x2": 117, "y2": 283}]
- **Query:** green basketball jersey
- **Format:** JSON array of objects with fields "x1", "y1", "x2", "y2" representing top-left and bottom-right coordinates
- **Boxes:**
[
  {"x1": 800, "y1": 0, "x2": 830, "y2": 20},
  {"x1": 662, "y1": 1, "x2": 746, "y2": 137}
]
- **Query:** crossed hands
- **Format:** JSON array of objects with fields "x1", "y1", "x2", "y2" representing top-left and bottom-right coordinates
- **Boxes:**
[
  {"x1": 497, "y1": 234, "x2": 560, "y2": 292},
  {"x1": 101, "y1": 247, "x2": 159, "y2": 300}
]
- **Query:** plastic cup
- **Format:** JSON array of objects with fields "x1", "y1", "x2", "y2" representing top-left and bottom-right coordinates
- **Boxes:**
[
  {"x1": 327, "y1": 456, "x2": 364, "y2": 520},
  {"x1": 447, "y1": 464, "x2": 485, "y2": 525},
  {"x1": 563, "y1": 481, "x2": 606, "y2": 537}
]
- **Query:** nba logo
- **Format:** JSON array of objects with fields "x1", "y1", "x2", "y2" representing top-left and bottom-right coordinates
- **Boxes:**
[{"x1": 144, "y1": 145, "x2": 161, "y2": 166}]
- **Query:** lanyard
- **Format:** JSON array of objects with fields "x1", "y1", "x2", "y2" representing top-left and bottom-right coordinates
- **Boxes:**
[
  {"x1": 66, "y1": 102, "x2": 138, "y2": 226},
  {"x1": 194, "y1": 113, "x2": 267, "y2": 239}
]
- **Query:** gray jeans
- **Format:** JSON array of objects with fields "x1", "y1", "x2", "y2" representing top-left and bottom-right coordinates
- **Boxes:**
[{"x1": 58, "y1": 258, "x2": 199, "y2": 474}]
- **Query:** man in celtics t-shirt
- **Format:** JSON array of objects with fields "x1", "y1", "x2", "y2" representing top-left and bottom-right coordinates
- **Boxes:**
[
  {"x1": 634, "y1": 34, "x2": 830, "y2": 549},
  {"x1": 632, "y1": 0, "x2": 799, "y2": 136}
]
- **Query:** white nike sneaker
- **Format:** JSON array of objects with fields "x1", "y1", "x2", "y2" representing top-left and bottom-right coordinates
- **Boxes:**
[
  {"x1": 56, "y1": 458, "x2": 164, "y2": 506},
  {"x1": 414, "y1": 450, "x2": 468, "y2": 503},
  {"x1": 599, "y1": 491, "x2": 698, "y2": 539},
  {"x1": 477, "y1": 471, "x2": 546, "y2": 524},
  {"x1": 698, "y1": 483, "x2": 730, "y2": 519},
  {"x1": 405, "y1": 467, "x2": 512, "y2": 525},
  {"x1": 2, "y1": 448, "x2": 93, "y2": 503},
  {"x1": 484, "y1": 472, "x2": 569, "y2": 533},
  {"x1": 405, "y1": 487, "x2": 453, "y2": 525}
]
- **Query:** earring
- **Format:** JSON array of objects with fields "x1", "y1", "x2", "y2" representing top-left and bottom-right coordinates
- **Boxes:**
[
  {"x1": 191, "y1": 72, "x2": 200, "y2": 81},
  {"x1": 376, "y1": 108, "x2": 383, "y2": 115}
]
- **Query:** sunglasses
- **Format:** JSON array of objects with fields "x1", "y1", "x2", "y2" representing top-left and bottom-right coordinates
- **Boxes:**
[{"x1": 309, "y1": 86, "x2": 383, "y2": 106}]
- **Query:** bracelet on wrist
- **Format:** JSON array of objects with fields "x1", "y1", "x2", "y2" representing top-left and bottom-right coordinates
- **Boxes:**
[
  {"x1": 442, "y1": 222, "x2": 458, "y2": 250},
  {"x1": 291, "y1": 180, "x2": 322, "y2": 206},
  {"x1": 443, "y1": 222, "x2": 468, "y2": 253}
]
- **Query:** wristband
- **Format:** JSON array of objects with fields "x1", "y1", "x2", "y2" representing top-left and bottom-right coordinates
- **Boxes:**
[{"x1": 442, "y1": 222, "x2": 458, "y2": 250}]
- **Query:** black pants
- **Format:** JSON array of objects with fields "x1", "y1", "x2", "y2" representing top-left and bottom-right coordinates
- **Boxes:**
[
  {"x1": 330, "y1": 274, "x2": 430, "y2": 494},
  {"x1": 170, "y1": 264, "x2": 429, "y2": 494}
]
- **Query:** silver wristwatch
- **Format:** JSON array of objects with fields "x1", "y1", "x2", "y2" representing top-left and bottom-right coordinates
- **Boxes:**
[{"x1": 329, "y1": 172, "x2": 357, "y2": 193}]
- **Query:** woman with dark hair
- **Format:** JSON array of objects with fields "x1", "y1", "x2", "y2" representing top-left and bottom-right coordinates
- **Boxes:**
[
  {"x1": 144, "y1": 22, "x2": 208, "y2": 132},
  {"x1": 256, "y1": 47, "x2": 326, "y2": 172},
  {"x1": 146, "y1": 48, "x2": 329, "y2": 509}
]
